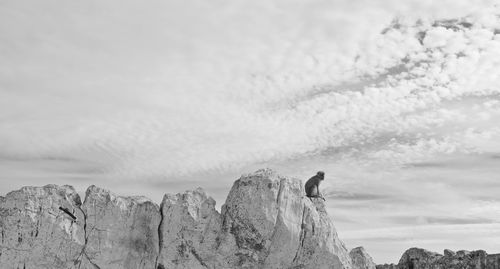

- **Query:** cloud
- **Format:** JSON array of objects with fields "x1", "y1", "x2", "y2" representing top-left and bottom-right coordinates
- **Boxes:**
[
  {"x1": 325, "y1": 191, "x2": 388, "y2": 201},
  {"x1": 1, "y1": 1, "x2": 499, "y2": 179},
  {"x1": 1, "y1": 0, "x2": 500, "y2": 263},
  {"x1": 390, "y1": 216, "x2": 495, "y2": 225}
]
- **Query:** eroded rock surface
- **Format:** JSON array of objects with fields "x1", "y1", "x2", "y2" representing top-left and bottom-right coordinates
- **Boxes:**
[
  {"x1": 1, "y1": 169, "x2": 364, "y2": 269},
  {"x1": 83, "y1": 185, "x2": 161, "y2": 269},
  {"x1": 156, "y1": 188, "x2": 221, "y2": 269},
  {"x1": 217, "y1": 169, "x2": 352, "y2": 269},
  {"x1": 350, "y1": 246, "x2": 376, "y2": 269},
  {"x1": 0, "y1": 185, "x2": 85, "y2": 269}
]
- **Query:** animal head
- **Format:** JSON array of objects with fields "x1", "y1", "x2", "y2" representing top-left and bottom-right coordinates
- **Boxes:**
[{"x1": 317, "y1": 171, "x2": 325, "y2": 179}]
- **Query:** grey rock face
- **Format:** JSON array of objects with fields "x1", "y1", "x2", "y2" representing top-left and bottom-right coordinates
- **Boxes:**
[
  {"x1": 0, "y1": 185, "x2": 85, "y2": 269},
  {"x1": 0, "y1": 169, "x2": 364, "y2": 269},
  {"x1": 217, "y1": 169, "x2": 352, "y2": 269},
  {"x1": 82, "y1": 185, "x2": 161, "y2": 269},
  {"x1": 0, "y1": 184, "x2": 161, "y2": 269},
  {"x1": 350, "y1": 246, "x2": 376, "y2": 269},
  {"x1": 156, "y1": 188, "x2": 221, "y2": 269}
]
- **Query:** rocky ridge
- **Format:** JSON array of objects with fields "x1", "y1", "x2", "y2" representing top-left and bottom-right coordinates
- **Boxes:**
[
  {"x1": 376, "y1": 248, "x2": 500, "y2": 269},
  {"x1": 0, "y1": 169, "x2": 375, "y2": 269}
]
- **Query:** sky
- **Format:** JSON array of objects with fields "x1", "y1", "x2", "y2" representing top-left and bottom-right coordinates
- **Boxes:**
[{"x1": 1, "y1": 0, "x2": 500, "y2": 263}]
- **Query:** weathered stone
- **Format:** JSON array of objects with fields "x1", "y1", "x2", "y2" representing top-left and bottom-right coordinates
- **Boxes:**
[
  {"x1": 350, "y1": 247, "x2": 376, "y2": 269},
  {"x1": 398, "y1": 248, "x2": 442, "y2": 269},
  {"x1": 1, "y1": 169, "x2": 372, "y2": 269},
  {"x1": 0, "y1": 185, "x2": 85, "y2": 269},
  {"x1": 82, "y1": 185, "x2": 161, "y2": 269},
  {"x1": 218, "y1": 168, "x2": 352, "y2": 269},
  {"x1": 156, "y1": 188, "x2": 221, "y2": 269}
]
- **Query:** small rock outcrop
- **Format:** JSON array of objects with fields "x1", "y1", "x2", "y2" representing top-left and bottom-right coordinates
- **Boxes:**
[
  {"x1": 350, "y1": 247, "x2": 376, "y2": 269},
  {"x1": 0, "y1": 169, "x2": 363, "y2": 269},
  {"x1": 398, "y1": 248, "x2": 442, "y2": 269},
  {"x1": 377, "y1": 248, "x2": 500, "y2": 269}
]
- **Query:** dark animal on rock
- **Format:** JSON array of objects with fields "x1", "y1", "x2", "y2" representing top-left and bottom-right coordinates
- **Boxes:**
[{"x1": 304, "y1": 171, "x2": 325, "y2": 200}]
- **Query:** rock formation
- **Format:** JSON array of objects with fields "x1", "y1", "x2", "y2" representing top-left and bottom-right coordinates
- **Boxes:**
[
  {"x1": 156, "y1": 188, "x2": 221, "y2": 269},
  {"x1": 0, "y1": 169, "x2": 368, "y2": 269},
  {"x1": 398, "y1": 248, "x2": 442, "y2": 269},
  {"x1": 217, "y1": 169, "x2": 352, "y2": 269},
  {"x1": 350, "y1": 247, "x2": 376, "y2": 269},
  {"x1": 376, "y1": 247, "x2": 500, "y2": 269},
  {"x1": 82, "y1": 185, "x2": 161, "y2": 269},
  {"x1": 0, "y1": 185, "x2": 85, "y2": 269}
]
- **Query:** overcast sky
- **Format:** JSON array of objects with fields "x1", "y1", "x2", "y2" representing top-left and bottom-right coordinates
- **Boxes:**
[{"x1": 1, "y1": 0, "x2": 500, "y2": 263}]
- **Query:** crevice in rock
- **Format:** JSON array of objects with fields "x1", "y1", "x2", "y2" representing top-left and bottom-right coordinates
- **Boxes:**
[
  {"x1": 291, "y1": 205, "x2": 307, "y2": 264},
  {"x1": 189, "y1": 243, "x2": 209, "y2": 269},
  {"x1": 84, "y1": 251, "x2": 101, "y2": 269},
  {"x1": 276, "y1": 178, "x2": 285, "y2": 205},
  {"x1": 154, "y1": 199, "x2": 164, "y2": 268},
  {"x1": 74, "y1": 199, "x2": 100, "y2": 269}
]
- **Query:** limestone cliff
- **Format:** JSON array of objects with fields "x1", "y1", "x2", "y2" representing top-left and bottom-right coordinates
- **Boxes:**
[
  {"x1": 376, "y1": 248, "x2": 500, "y2": 269},
  {"x1": 0, "y1": 169, "x2": 365, "y2": 269}
]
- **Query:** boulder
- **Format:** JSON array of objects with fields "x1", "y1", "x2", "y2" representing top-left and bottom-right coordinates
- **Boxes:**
[{"x1": 350, "y1": 247, "x2": 376, "y2": 269}]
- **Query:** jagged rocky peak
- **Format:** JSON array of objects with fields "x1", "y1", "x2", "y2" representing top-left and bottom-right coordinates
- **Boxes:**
[
  {"x1": 350, "y1": 247, "x2": 376, "y2": 269},
  {"x1": 218, "y1": 168, "x2": 352, "y2": 269},
  {"x1": 0, "y1": 169, "x2": 370, "y2": 269}
]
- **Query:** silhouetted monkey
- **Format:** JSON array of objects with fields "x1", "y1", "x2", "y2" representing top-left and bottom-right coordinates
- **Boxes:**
[{"x1": 305, "y1": 171, "x2": 325, "y2": 200}]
